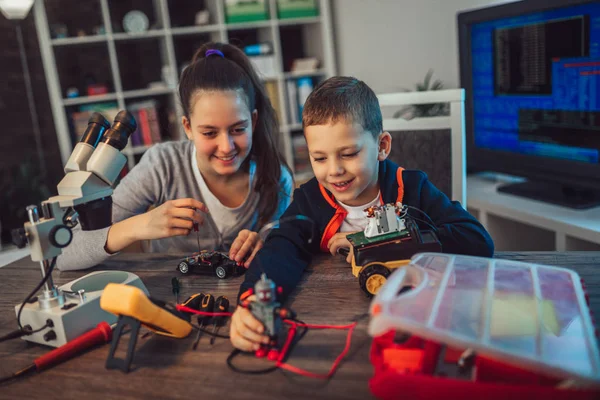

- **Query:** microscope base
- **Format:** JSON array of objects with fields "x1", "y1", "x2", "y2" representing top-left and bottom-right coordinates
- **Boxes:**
[{"x1": 15, "y1": 271, "x2": 148, "y2": 347}]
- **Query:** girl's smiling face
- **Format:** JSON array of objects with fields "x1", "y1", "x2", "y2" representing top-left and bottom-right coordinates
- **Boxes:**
[{"x1": 183, "y1": 89, "x2": 257, "y2": 178}]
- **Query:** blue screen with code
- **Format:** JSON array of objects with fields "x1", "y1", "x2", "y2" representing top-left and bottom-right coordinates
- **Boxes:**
[{"x1": 471, "y1": 3, "x2": 600, "y2": 164}]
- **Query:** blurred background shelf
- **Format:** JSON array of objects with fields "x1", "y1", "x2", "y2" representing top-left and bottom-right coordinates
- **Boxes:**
[
  {"x1": 34, "y1": 0, "x2": 335, "y2": 178},
  {"x1": 51, "y1": 35, "x2": 107, "y2": 45},
  {"x1": 62, "y1": 93, "x2": 118, "y2": 106}
]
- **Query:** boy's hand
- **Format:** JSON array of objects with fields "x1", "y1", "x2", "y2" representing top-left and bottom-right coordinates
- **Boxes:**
[
  {"x1": 327, "y1": 232, "x2": 358, "y2": 263},
  {"x1": 230, "y1": 298, "x2": 271, "y2": 352},
  {"x1": 229, "y1": 229, "x2": 263, "y2": 268},
  {"x1": 136, "y1": 198, "x2": 208, "y2": 240}
]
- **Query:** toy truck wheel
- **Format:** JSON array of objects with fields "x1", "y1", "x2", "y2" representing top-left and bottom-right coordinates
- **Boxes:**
[
  {"x1": 358, "y1": 263, "x2": 391, "y2": 297},
  {"x1": 178, "y1": 261, "x2": 190, "y2": 274},
  {"x1": 215, "y1": 265, "x2": 228, "y2": 279}
]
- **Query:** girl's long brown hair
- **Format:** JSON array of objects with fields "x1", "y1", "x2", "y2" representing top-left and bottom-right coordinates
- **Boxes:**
[{"x1": 179, "y1": 42, "x2": 290, "y2": 227}]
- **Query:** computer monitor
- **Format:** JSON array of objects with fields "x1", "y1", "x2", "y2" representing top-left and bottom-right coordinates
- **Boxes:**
[{"x1": 458, "y1": 0, "x2": 600, "y2": 209}]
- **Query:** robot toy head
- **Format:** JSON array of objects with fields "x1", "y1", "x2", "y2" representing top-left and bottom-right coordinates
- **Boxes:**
[{"x1": 255, "y1": 273, "x2": 276, "y2": 303}]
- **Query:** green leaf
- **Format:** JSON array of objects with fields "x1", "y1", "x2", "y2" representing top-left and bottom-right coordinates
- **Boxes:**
[
  {"x1": 431, "y1": 80, "x2": 444, "y2": 90},
  {"x1": 423, "y1": 69, "x2": 433, "y2": 90}
]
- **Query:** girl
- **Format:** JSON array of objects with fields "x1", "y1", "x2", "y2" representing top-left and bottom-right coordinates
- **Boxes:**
[{"x1": 57, "y1": 42, "x2": 293, "y2": 271}]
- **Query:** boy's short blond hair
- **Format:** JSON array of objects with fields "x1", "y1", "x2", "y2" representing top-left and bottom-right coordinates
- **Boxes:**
[{"x1": 302, "y1": 76, "x2": 382, "y2": 137}]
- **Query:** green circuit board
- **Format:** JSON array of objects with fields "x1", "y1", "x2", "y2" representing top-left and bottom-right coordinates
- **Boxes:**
[{"x1": 347, "y1": 229, "x2": 410, "y2": 248}]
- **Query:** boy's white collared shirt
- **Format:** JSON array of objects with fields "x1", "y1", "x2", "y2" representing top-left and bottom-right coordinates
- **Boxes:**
[{"x1": 337, "y1": 192, "x2": 381, "y2": 233}]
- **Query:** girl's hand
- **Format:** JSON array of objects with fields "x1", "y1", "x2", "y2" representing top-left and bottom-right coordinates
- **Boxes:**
[
  {"x1": 230, "y1": 298, "x2": 271, "y2": 352},
  {"x1": 327, "y1": 231, "x2": 358, "y2": 263},
  {"x1": 229, "y1": 229, "x2": 263, "y2": 268},
  {"x1": 136, "y1": 198, "x2": 209, "y2": 241}
]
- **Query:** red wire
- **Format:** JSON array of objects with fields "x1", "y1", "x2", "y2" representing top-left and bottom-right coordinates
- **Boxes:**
[
  {"x1": 177, "y1": 304, "x2": 359, "y2": 379},
  {"x1": 276, "y1": 320, "x2": 358, "y2": 379},
  {"x1": 176, "y1": 304, "x2": 233, "y2": 317}
]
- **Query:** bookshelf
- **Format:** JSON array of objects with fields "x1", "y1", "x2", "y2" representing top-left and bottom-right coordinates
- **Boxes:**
[{"x1": 33, "y1": 0, "x2": 335, "y2": 177}]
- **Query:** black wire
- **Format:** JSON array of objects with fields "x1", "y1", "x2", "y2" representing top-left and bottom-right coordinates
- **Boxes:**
[
  {"x1": 191, "y1": 324, "x2": 230, "y2": 339},
  {"x1": 406, "y1": 206, "x2": 438, "y2": 231},
  {"x1": 410, "y1": 216, "x2": 439, "y2": 234},
  {"x1": 226, "y1": 320, "x2": 308, "y2": 375},
  {"x1": 16, "y1": 257, "x2": 57, "y2": 330},
  {"x1": 23, "y1": 322, "x2": 52, "y2": 335},
  {"x1": 0, "y1": 364, "x2": 35, "y2": 386},
  {"x1": 0, "y1": 330, "x2": 26, "y2": 343},
  {"x1": 226, "y1": 349, "x2": 279, "y2": 375},
  {"x1": 0, "y1": 320, "x2": 52, "y2": 344}
]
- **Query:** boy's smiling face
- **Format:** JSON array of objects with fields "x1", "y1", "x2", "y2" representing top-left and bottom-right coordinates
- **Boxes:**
[{"x1": 305, "y1": 120, "x2": 391, "y2": 206}]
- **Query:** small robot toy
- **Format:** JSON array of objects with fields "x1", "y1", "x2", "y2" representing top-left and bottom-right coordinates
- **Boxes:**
[{"x1": 240, "y1": 273, "x2": 295, "y2": 360}]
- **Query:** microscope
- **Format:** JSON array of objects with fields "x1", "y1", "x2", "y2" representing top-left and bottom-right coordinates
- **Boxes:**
[{"x1": 11, "y1": 111, "x2": 147, "y2": 347}]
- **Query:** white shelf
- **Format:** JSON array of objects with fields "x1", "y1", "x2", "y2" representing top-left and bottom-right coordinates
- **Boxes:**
[
  {"x1": 51, "y1": 35, "x2": 107, "y2": 46},
  {"x1": 0, "y1": 245, "x2": 29, "y2": 269},
  {"x1": 467, "y1": 173, "x2": 600, "y2": 251},
  {"x1": 123, "y1": 87, "x2": 175, "y2": 100},
  {"x1": 277, "y1": 16, "x2": 321, "y2": 26},
  {"x1": 286, "y1": 123, "x2": 303, "y2": 131},
  {"x1": 112, "y1": 30, "x2": 167, "y2": 41},
  {"x1": 170, "y1": 25, "x2": 222, "y2": 36},
  {"x1": 226, "y1": 20, "x2": 274, "y2": 30},
  {"x1": 283, "y1": 69, "x2": 327, "y2": 79},
  {"x1": 35, "y1": 0, "x2": 336, "y2": 173},
  {"x1": 63, "y1": 94, "x2": 118, "y2": 106}
]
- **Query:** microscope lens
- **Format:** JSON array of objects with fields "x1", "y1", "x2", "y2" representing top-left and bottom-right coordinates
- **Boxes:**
[
  {"x1": 101, "y1": 110, "x2": 137, "y2": 151},
  {"x1": 80, "y1": 113, "x2": 110, "y2": 148}
]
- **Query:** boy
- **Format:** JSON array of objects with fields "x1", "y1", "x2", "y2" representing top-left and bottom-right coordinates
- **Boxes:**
[{"x1": 230, "y1": 76, "x2": 494, "y2": 352}]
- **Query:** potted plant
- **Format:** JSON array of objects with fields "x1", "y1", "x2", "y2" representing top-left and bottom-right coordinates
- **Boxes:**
[{"x1": 394, "y1": 69, "x2": 449, "y2": 119}]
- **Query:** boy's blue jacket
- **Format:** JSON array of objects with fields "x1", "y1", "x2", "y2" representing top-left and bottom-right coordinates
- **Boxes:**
[{"x1": 240, "y1": 159, "x2": 494, "y2": 301}]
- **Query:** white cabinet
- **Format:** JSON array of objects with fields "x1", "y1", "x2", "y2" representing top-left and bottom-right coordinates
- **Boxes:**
[{"x1": 467, "y1": 174, "x2": 600, "y2": 251}]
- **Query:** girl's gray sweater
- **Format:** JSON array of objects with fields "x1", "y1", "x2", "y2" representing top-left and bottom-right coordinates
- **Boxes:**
[{"x1": 56, "y1": 141, "x2": 293, "y2": 271}]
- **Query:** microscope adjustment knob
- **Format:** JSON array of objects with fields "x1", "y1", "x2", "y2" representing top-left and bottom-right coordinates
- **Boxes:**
[
  {"x1": 49, "y1": 225, "x2": 73, "y2": 248},
  {"x1": 11, "y1": 227, "x2": 28, "y2": 248}
]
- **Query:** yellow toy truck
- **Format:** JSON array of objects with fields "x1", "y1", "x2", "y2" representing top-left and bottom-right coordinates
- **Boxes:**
[{"x1": 345, "y1": 203, "x2": 441, "y2": 297}]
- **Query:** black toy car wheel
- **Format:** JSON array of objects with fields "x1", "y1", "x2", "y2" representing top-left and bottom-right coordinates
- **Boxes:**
[
  {"x1": 215, "y1": 265, "x2": 228, "y2": 279},
  {"x1": 358, "y1": 263, "x2": 391, "y2": 297},
  {"x1": 178, "y1": 261, "x2": 190, "y2": 274}
]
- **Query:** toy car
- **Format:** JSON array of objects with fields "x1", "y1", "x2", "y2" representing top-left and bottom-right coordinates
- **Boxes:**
[
  {"x1": 346, "y1": 203, "x2": 441, "y2": 297},
  {"x1": 176, "y1": 250, "x2": 246, "y2": 279}
]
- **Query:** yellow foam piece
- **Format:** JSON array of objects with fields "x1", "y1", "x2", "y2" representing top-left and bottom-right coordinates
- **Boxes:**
[{"x1": 490, "y1": 294, "x2": 561, "y2": 337}]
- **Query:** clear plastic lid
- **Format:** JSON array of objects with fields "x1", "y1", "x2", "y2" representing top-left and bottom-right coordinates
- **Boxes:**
[{"x1": 368, "y1": 253, "x2": 600, "y2": 385}]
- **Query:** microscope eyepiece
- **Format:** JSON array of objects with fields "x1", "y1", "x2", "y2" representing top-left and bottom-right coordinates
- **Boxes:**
[
  {"x1": 80, "y1": 112, "x2": 110, "y2": 148},
  {"x1": 100, "y1": 110, "x2": 137, "y2": 151}
]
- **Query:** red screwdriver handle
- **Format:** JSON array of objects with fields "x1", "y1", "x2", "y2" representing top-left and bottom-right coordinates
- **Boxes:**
[{"x1": 34, "y1": 322, "x2": 113, "y2": 371}]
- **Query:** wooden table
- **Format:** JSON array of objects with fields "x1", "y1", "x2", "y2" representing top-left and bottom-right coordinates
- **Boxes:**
[{"x1": 1, "y1": 252, "x2": 599, "y2": 399}]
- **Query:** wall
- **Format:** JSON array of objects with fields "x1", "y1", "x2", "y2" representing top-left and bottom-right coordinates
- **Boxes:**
[
  {"x1": 0, "y1": 12, "x2": 62, "y2": 243},
  {"x1": 331, "y1": 0, "x2": 519, "y2": 93}
]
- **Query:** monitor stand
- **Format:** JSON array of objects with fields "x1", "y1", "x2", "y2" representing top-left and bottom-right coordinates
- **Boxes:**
[{"x1": 497, "y1": 180, "x2": 600, "y2": 210}]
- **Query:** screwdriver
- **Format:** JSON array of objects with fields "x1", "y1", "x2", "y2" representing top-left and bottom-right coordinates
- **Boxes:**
[
  {"x1": 192, "y1": 293, "x2": 214, "y2": 350},
  {"x1": 210, "y1": 296, "x2": 230, "y2": 345},
  {"x1": 193, "y1": 222, "x2": 200, "y2": 252},
  {"x1": 171, "y1": 277, "x2": 180, "y2": 304},
  {"x1": 0, "y1": 322, "x2": 112, "y2": 384}
]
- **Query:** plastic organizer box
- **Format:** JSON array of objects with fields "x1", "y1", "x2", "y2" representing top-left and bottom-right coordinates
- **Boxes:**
[{"x1": 368, "y1": 253, "x2": 600, "y2": 399}]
